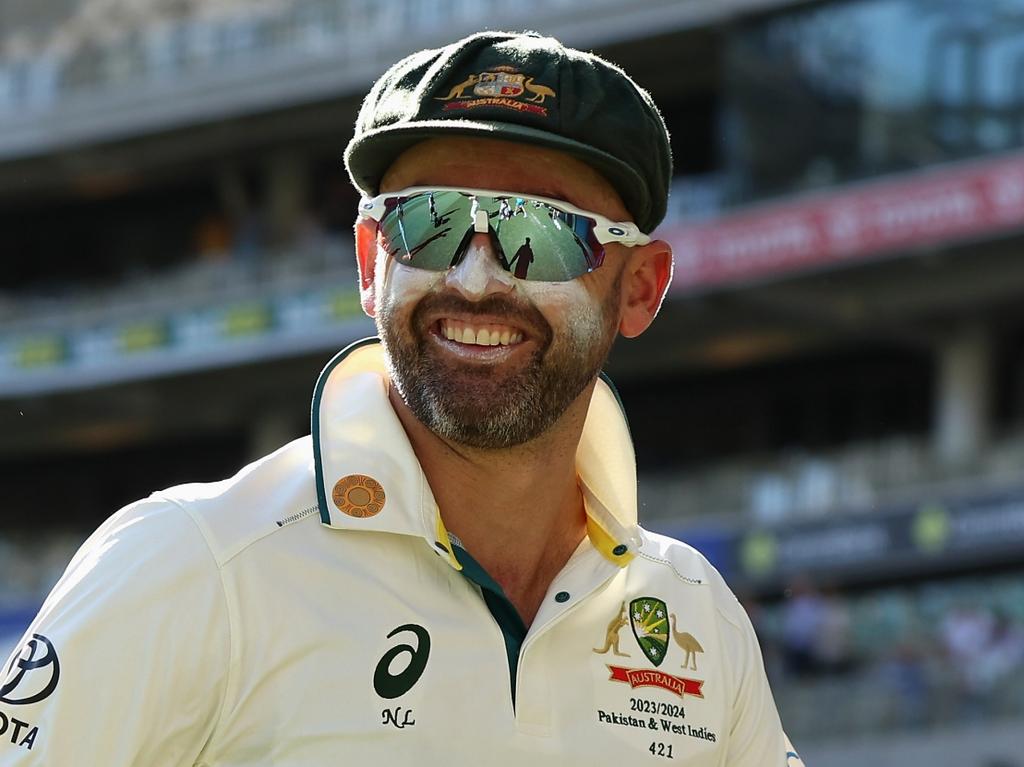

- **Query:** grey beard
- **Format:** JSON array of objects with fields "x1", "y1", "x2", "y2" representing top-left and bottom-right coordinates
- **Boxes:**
[{"x1": 379, "y1": 274, "x2": 621, "y2": 449}]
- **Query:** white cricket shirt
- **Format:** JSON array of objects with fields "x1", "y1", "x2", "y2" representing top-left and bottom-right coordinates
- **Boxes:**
[{"x1": 0, "y1": 339, "x2": 803, "y2": 766}]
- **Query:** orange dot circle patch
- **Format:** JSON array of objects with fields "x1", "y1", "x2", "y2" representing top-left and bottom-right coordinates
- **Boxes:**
[{"x1": 332, "y1": 475, "x2": 386, "y2": 518}]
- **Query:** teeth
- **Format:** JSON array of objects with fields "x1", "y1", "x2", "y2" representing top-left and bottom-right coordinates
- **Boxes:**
[{"x1": 440, "y1": 320, "x2": 523, "y2": 347}]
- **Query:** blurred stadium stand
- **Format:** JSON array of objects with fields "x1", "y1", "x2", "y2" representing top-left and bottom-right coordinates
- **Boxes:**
[{"x1": 3, "y1": 0, "x2": 1024, "y2": 764}]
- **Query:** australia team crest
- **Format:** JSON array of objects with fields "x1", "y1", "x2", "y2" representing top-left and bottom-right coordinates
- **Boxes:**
[
  {"x1": 629, "y1": 597, "x2": 669, "y2": 667},
  {"x1": 473, "y1": 71, "x2": 525, "y2": 98},
  {"x1": 594, "y1": 596, "x2": 705, "y2": 699},
  {"x1": 434, "y1": 65, "x2": 557, "y2": 116}
]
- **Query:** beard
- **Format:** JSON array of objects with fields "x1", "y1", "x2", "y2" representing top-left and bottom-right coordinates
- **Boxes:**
[{"x1": 378, "y1": 272, "x2": 622, "y2": 449}]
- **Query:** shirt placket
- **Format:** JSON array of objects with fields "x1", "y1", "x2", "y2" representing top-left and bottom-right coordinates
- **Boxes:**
[{"x1": 513, "y1": 545, "x2": 623, "y2": 735}]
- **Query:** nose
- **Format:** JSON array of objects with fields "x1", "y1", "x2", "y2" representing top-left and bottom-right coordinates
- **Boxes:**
[{"x1": 444, "y1": 231, "x2": 515, "y2": 300}]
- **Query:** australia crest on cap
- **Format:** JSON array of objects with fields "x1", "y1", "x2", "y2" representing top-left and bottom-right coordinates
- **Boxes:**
[{"x1": 434, "y1": 65, "x2": 557, "y2": 117}]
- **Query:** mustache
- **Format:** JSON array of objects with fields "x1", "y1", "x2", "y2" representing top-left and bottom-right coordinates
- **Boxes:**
[{"x1": 411, "y1": 292, "x2": 553, "y2": 342}]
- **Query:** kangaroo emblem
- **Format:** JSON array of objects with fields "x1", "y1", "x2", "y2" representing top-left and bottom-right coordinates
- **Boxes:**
[
  {"x1": 593, "y1": 602, "x2": 631, "y2": 657},
  {"x1": 523, "y1": 76, "x2": 557, "y2": 104},
  {"x1": 669, "y1": 614, "x2": 704, "y2": 671},
  {"x1": 435, "y1": 74, "x2": 479, "y2": 100}
]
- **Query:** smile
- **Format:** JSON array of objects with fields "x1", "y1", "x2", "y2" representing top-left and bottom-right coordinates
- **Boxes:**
[{"x1": 437, "y1": 319, "x2": 524, "y2": 347}]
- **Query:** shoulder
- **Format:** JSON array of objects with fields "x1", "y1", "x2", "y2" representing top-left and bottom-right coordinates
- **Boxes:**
[
  {"x1": 634, "y1": 527, "x2": 753, "y2": 633},
  {"x1": 632, "y1": 528, "x2": 769, "y2": 709},
  {"x1": 40, "y1": 436, "x2": 319, "y2": 645},
  {"x1": 149, "y1": 435, "x2": 320, "y2": 566}
]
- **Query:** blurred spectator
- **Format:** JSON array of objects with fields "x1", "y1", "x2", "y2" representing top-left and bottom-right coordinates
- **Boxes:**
[
  {"x1": 793, "y1": 457, "x2": 838, "y2": 516},
  {"x1": 973, "y1": 611, "x2": 1024, "y2": 707},
  {"x1": 751, "y1": 471, "x2": 792, "y2": 524},
  {"x1": 814, "y1": 585, "x2": 856, "y2": 675},
  {"x1": 781, "y1": 577, "x2": 827, "y2": 676},
  {"x1": 194, "y1": 210, "x2": 233, "y2": 262},
  {"x1": 941, "y1": 603, "x2": 997, "y2": 706},
  {"x1": 739, "y1": 591, "x2": 783, "y2": 682},
  {"x1": 876, "y1": 640, "x2": 930, "y2": 729}
]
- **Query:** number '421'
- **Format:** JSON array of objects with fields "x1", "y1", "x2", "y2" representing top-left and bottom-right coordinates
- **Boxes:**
[{"x1": 650, "y1": 742, "x2": 674, "y2": 759}]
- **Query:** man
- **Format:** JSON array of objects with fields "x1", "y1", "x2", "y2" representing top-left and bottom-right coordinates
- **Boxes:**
[
  {"x1": 0, "y1": 31, "x2": 803, "y2": 765},
  {"x1": 508, "y1": 236, "x2": 534, "y2": 279}
]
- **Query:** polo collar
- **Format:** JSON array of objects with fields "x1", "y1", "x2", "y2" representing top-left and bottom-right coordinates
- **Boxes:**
[{"x1": 311, "y1": 338, "x2": 642, "y2": 569}]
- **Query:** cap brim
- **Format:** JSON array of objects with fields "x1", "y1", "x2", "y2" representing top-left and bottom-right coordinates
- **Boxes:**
[{"x1": 344, "y1": 120, "x2": 653, "y2": 232}]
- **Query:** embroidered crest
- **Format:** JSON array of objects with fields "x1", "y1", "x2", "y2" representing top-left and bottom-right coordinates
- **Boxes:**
[
  {"x1": 630, "y1": 597, "x2": 669, "y2": 667},
  {"x1": 606, "y1": 664, "x2": 705, "y2": 699},
  {"x1": 592, "y1": 602, "x2": 631, "y2": 657},
  {"x1": 434, "y1": 66, "x2": 557, "y2": 116},
  {"x1": 595, "y1": 597, "x2": 708, "y2": 701},
  {"x1": 473, "y1": 70, "x2": 525, "y2": 98},
  {"x1": 669, "y1": 613, "x2": 704, "y2": 672}
]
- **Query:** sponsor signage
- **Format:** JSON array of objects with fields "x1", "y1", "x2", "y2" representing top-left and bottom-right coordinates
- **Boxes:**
[
  {"x1": 663, "y1": 150, "x2": 1024, "y2": 293},
  {"x1": 0, "y1": 284, "x2": 367, "y2": 393},
  {"x1": 669, "y1": 485, "x2": 1024, "y2": 589}
]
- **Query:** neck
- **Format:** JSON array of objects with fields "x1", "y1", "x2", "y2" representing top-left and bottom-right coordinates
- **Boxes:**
[{"x1": 389, "y1": 383, "x2": 595, "y2": 626}]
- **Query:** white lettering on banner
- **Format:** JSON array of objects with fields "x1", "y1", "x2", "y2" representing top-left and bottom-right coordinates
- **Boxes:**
[
  {"x1": 873, "y1": 188, "x2": 979, "y2": 236},
  {"x1": 666, "y1": 149, "x2": 1024, "y2": 292},
  {"x1": 714, "y1": 220, "x2": 817, "y2": 265},
  {"x1": 777, "y1": 526, "x2": 890, "y2": 566},
  {"x1": 825, "y1": 206, "x2": 862, "y2": 243},
  {"x1": 991, "y1": 170, "x2": 1024, "y2": 213},
  {"x1": 951, "y1": 502, "x2": 1024, "y2": 542}
]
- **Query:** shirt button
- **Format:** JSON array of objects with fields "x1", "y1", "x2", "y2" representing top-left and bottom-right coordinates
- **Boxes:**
[
  {"x1": 612, "y1": 544, "x2": 628, "y2": 556},
  {"x1": 555, "y1": 591, "x2": 570, "y2": 603}
]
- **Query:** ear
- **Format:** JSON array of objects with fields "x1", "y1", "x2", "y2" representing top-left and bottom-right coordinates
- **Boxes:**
[
  {"x1": 354, "y1": 217, "x2": 378, "y2": 318},
  {"x1": 618, "y1": 240, "x2": 673, "y2": 339}
]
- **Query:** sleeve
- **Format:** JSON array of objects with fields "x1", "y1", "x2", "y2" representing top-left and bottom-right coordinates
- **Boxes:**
[
  {"x1": 722, "y1": 604, "x2": 805, "y2": 767},
  {"x1": 0, "y1": 497, "x2": 230, "y2": 766}
]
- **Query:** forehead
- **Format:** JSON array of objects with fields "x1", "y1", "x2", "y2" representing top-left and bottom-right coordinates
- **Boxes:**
[{"x1": 379, "y1": 136, "x2": 631, "y2": 221}]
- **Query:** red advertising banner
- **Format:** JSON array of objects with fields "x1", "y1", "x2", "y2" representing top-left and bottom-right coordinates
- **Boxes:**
[{"x1": 661, "y1": 151, "x2": 1024, "y2": 293}]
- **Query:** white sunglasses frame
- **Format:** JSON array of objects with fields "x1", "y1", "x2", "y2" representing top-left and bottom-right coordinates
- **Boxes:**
[{"x1": 357, "y1": 186, "x2": 651, "y2": 248}]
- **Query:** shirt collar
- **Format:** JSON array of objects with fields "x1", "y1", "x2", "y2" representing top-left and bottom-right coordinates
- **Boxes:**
[{"x1": 311, "y1": 338, "x2": 642, "y2": 569}]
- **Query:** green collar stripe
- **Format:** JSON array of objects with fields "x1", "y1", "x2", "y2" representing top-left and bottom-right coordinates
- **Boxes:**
[
  {"x1": 453, "y1": 545, "x2": 527, "y2": 704},
  {"x1": 311, "y1": 336, "x2": 382, "y2": 525}
]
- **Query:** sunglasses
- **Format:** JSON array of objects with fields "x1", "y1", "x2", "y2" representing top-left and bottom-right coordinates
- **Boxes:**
[{"x1": 358, "y1": 186, "x2": 650, "y2": 282}]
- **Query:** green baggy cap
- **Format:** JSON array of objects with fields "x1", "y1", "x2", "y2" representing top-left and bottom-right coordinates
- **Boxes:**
[{"x1": 344, "y1": 30, "x2": 672, "y2": 234}]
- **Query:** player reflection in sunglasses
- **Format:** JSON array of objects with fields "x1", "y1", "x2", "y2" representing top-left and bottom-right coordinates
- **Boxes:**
[{"x1": 358, "y1": 187, "x2": 651, "y2": 282}]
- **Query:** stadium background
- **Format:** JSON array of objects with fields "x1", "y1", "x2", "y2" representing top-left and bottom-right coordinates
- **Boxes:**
[{"x1": 2, "y1": 0, "x2": 1024, "y2": 763}]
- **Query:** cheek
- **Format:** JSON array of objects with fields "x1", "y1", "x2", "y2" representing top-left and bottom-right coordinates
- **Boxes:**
[
  {"x1": 377, "y1": 251, "x2": 443, "y2": 309},
  {"x1": 519, "y1": 278, "x2": 590, "y2": 303},
  {"x1": 518, "y1": 281, "x2": 608, "y2": 344}
]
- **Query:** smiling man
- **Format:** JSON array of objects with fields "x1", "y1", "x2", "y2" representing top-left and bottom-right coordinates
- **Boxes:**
[
  {"x1": 0, "y1": 31, "x2": 802, "y2": 767},
  {"x1": 358, "y1": 134, "x2": 659, "y2": 628}
]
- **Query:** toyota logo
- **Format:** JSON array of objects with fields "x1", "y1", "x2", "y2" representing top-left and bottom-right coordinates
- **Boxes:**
[{"x1": 1, "y1": 634, "x2": 60, "y2": 706}]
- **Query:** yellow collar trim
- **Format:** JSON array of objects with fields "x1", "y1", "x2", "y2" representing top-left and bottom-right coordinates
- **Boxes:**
[
  {"x1": 434, "y1": 506, "x2": 463, "y2": 571},
  {"x1": 585, "y1": 509, "x2": 636, "y2": 567}
]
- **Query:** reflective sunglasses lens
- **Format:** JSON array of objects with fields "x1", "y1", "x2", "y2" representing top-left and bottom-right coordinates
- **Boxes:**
[
  {"x1": 491, "y1": 200, "x2": 600, "y2": 282},
  {"x1": 377, "y1": 191, "x2": 603, "y2": 282},
  {"x1": 378, "y1": 191, "x2": 471, "y2": 271}
]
